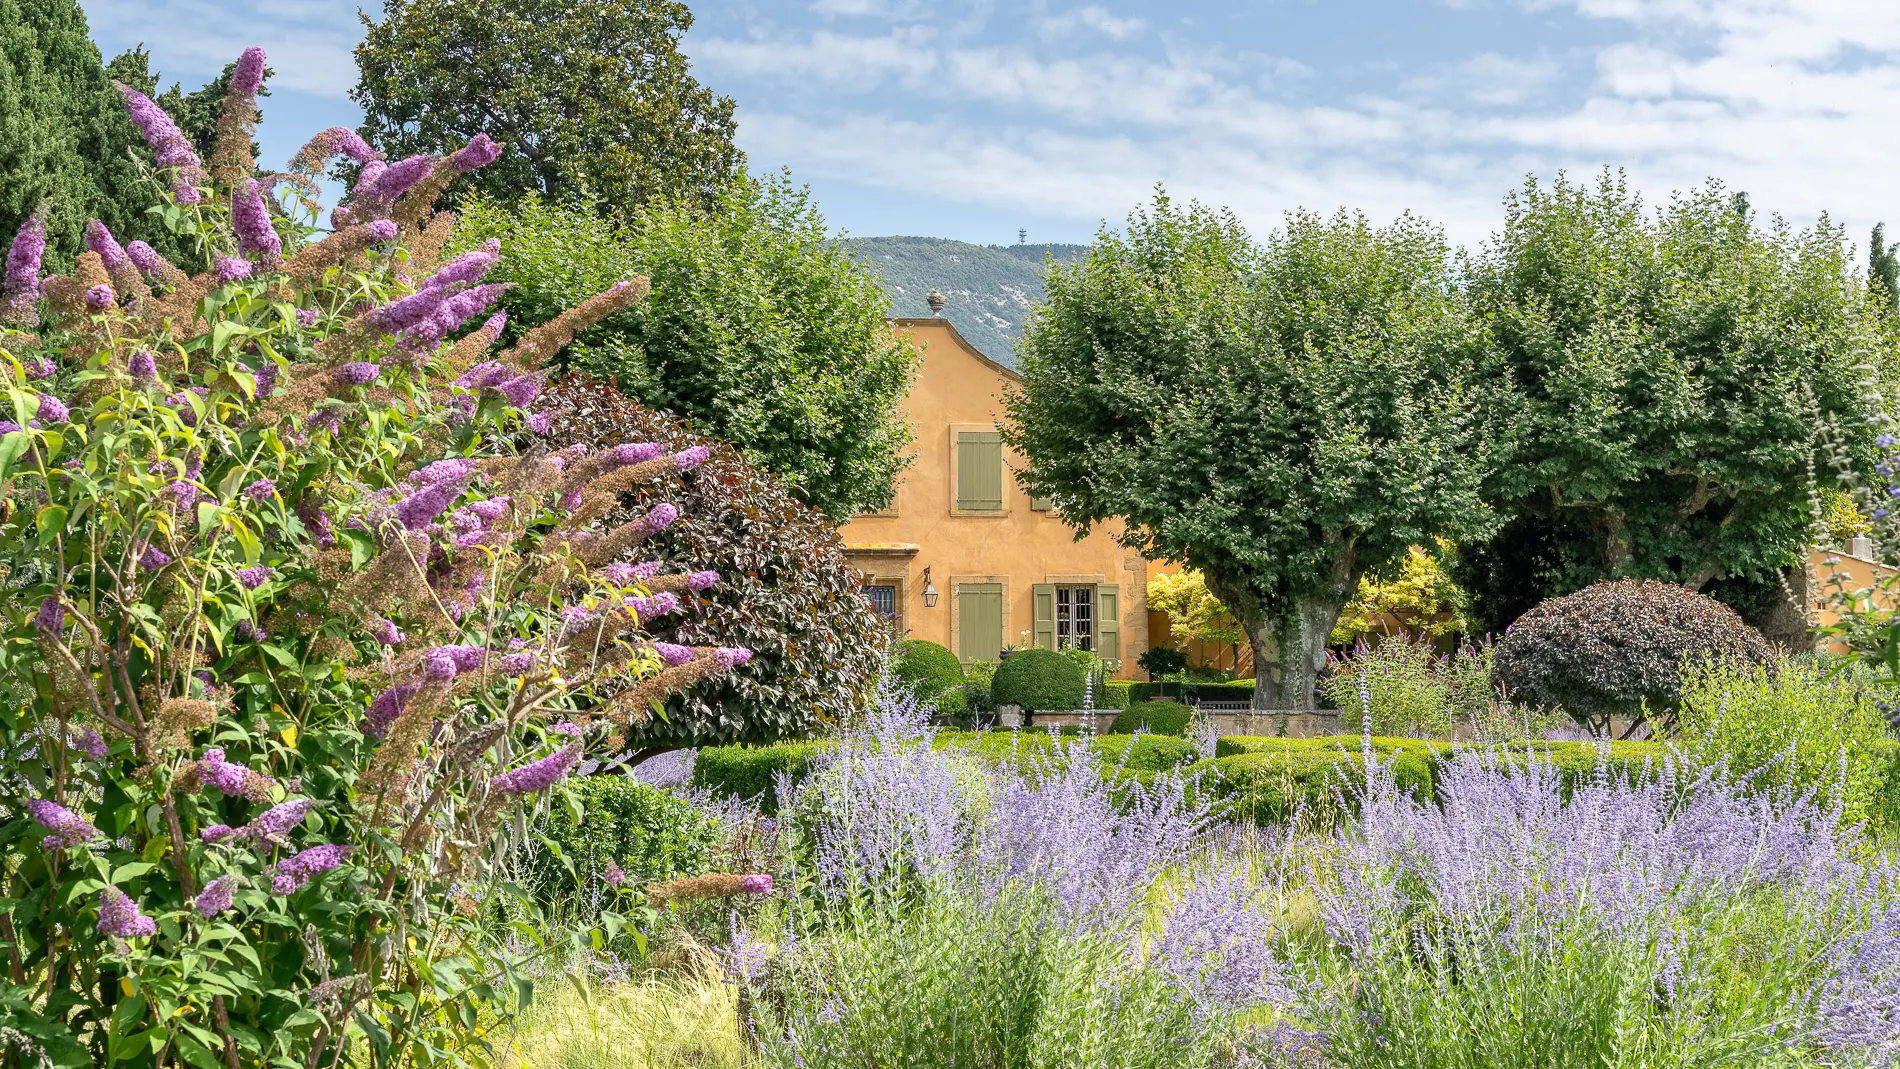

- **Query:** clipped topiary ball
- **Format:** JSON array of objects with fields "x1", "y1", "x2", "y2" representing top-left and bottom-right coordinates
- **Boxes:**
[
  {"x1": 894, "y1": 639, "x2": 965, "y2": 700},
  {"x1": 1111, "y1": 699, "x2": 1194, "y2": 737},
  {"x1": 990, "y1": 648, "x2": 1086, "y2": 712},
  {"x1": 1494, "y1": 579, "x2": 1775, "y2": 721}
]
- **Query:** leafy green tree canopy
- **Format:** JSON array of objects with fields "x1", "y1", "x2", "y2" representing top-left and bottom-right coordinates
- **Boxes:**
[
  {"x1": 1458, "y1": 172, "x2": 1884, "y2": 627},
  {"x1": 1004, "y1": 194, "x2": 1501, "y2": 710},
  {"x1": 0, "y1": 0, "x2": 161, "y2": 266},
  {"x1": 453, "y1": 175, "x2": 916, "y2": 521},
  {"x1": 352, "y1": 0, "x2": 741, "y2": 213}
]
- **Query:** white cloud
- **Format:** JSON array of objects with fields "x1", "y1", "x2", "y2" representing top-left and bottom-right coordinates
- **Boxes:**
[
  {"x1": 82, "y1": 0, "x2": 360, "y2": 97},
  {"x1": 699, "y1": 0, "x2": 1900, "y2": 249},
  {"x1": 1036, "y1": 5, "x2": 1146, "y2": 42}
]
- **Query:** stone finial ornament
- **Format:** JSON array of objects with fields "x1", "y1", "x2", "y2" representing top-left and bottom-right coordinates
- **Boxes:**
[{"x1": 926, "y1": 290, "x2": 946, "y2": 317}]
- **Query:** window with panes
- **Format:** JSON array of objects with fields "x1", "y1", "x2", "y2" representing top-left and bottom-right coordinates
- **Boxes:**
[{"x1": 1055, "y1": 585, "x2": 1094, "y2": 651}]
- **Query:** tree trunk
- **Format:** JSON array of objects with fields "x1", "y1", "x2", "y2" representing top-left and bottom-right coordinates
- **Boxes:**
[
  {"x1": 1244, "y1": 618, "x2": 1278, "y2": 712},
  {"x1": 1272, "y1": 594, "x2": 1350, "y2": 711}
]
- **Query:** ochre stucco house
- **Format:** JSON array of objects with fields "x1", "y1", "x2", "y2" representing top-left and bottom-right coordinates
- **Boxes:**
[{"x1": 839, "y1": 317, "x2": 1153, "y2": 679}]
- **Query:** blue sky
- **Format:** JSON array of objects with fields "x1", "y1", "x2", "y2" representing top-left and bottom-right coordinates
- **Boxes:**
[{"x1": 76, "y1": 0, "x2": 1900, "y2": 252}]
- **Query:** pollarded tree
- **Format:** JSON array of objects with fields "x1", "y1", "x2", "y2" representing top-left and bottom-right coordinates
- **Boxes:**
[
  {"x1": 1457, "y1": 172, "x2": 1884, "y2": 624},
  {"x1": 352, "y1": 0, "x2": 742, "y2": 213},
  {"x1": 1004, "y1": 195, "x2": 1502, "y2": 711}
]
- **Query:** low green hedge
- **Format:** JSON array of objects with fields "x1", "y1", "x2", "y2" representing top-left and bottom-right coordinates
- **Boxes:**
[
  {"x1": 1871, "y1": 737, "x2": 1900, "y2": 832},
  {"x1": 1100, "y1": 681, "x2": 1133, "y2": 709},
  {"x1": 529, "y1": 776, "x2": 722, "y2": 901},
  {"x1": 694, "y1": 732, "x2": 1200, "y2": 807},
  {"x1": 690, "y1": 740, "x2": 827, "y2": 813},
  {"x1": 1111, "y1": 699, "x2": 1194, "y2": 737},
  {"x1": 1197, "y1": 737, "x2": 1669, "y2": 825}
]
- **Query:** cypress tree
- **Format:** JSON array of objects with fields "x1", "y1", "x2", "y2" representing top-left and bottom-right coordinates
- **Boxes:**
[
  {"x1": 0, "y1": 0, "x2": 165, "y2": 267},
  {"x1": 1871, "y1": 223, "x2": 1899, "y2": 312}
]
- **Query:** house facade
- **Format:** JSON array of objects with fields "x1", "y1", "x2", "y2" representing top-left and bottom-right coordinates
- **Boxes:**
[{"x1": 839, "y1": 318, "x2": 1153, "y2": 678}]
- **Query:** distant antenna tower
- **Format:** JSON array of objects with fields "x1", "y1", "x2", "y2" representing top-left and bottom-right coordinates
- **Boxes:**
[{"x1": 1018, "y1": 228, "x2": 1027, "y2": 246}]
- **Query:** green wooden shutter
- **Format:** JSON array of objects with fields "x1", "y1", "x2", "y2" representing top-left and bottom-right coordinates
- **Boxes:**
[
  {"x1": 1032, "y1": 583, "x2": 1056, "y2": 650},
  {"x1": 1095, "y1": 583, "x2": 1120, "y2": 663},
  {"x1": 956, "y1": 431, "x2": 1004, "y2": 510},
  {"x1": 958, "y1": 584, "x2": 1003, "y2": 662},
  {"x1": 1030, "y1": 495, "x2": 1052, "y2": 511}
]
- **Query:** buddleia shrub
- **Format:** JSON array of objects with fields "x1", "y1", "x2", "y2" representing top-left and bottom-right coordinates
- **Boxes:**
[
  {"x1": 537, "y1": 376, "x2": 887, "y2": 750},
  {"x1": 0, "y1": 50, "x2": 760, "y2": 1068},
  {"x1": 1494, "y1": 579, "x2": 1774, "y2": 726}
]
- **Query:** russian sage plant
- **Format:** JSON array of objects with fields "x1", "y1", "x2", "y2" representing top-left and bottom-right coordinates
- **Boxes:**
[{"x1": 0, "y1": 49, "x2": 756, "y2": 1068}]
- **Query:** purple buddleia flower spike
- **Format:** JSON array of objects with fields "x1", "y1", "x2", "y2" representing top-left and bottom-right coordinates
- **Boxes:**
[
  {"x1": 424, "y1": 241, "x2": 500, "y2": 288},
  {"x1": 84, "y1": 285, "x2": 114, "y2": 310},
  {"x1": 125, "y1": 241, "x2": 163, "y2": 278},
  {"x1": 28, "y1": 799, "x2": 98, "y2": 848},
  {"x1": 5, "y1": 210, "x2": 47, "y2": 314},
  {"x1": 97, "y1": 886, "x2": 157, "y2": 938},
  {"x1": 216, "y1": 257, "x2": 252, "y2": 283},
  {"x1": 334, "y1": 362, "x2": 379, "y2": 387},
  {"x1": 236, "y1": 565, "x2": 273, "y2": 589},
  {"x1": 231, "y1": 47, "x2": 267, "y2": 96},
  {"x1": 235, "y1": 798, "x2": 315, "y2": 847},
  {"x1": 128, "y1": 350, "x2": 158, "y2": 380},
  {"x1": 365, "y1": 154, "x2": 435, "y2": 201},
  {"x1": 714, "y1": 647, "x2": 754, "y2": 669},
  {"x1": 194, "y1": 874, "x2": 239, "y2": 917},
  {"x1": 86, "y1": 221, "x2": 128, "y2": 269},
  {"x1": 272, "y1": 844, "x2": 350, "y2": 894},
  {"x1": 22, "y1": 356, "x2": 54, "y2": 380},
  {"x1": 115, "y1": 85, "x2": 205, "y2": 203},
  {"x1": 673, "y1": 446, "x2": 711, "y2": 471},
  {"x1": 365, "y1": 682, "x2": 420, "y2": 737},
  {"x1": 34, "y1": 596, "x2": 64, "y2": 636},
  {"x1": 492, "y1": 744, "x2": 582, "y2": 795},
  {"x1": 494, "y1": 372, "x2": 544, "y2": 408},
  {"x1": 370, "y1": 618, "x2": 404, "y2": 646},
  {"x1": 35, "y1": 394, "x2": 67, "y2": 424},
  {"x1": 449, "y1": 134, "x2": 502, "y2": 172},
  {"x1": 651, "y1": 642, "x2": 696, "y2": 667},
  {"x1": 688, "y1": 570, "x2": 720, "y2": 591},
  {"x1": 243, "y1": 478, "x2": 276, "y2": 501},
  {"x1": 232, "y1": 179, "x2": 283, "y2": 264}
]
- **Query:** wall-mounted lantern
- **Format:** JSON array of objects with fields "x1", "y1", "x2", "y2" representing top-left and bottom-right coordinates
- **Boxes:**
[{"x1": 921, "y1": 567, "x2": 939, "y2": 607}]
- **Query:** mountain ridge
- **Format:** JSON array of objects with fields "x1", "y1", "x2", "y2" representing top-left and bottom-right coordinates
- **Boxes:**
[{"x1": 843, "y1": 235, "x2": 1090, "y2": 368}]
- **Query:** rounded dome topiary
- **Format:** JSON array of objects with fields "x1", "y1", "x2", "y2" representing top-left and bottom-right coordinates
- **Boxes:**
[
  {"x1": 1493, "y1": 579, "x2": 1775, "y2": 721},
  {"x1": 893, "y1": 639, "x2": 965, "y2": 699},
  {"x1": 990, "y1": 648, "x2": 1086, "y2": 712},
  {"x1": 1110, "y1": 699, "x2": 1194, "y2": 737}
]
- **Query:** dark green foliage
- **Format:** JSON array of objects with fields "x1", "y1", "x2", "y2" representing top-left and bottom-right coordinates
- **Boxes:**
[
  {"x1": 1110, "y1": 699, "x2": 1194, "y2": 737},
  {"x1": 456, "y1": 186, "x2": 915, "y2": 520},
  {"x1": 1137, "y1": 646, "x2": 1189, "y2": 680},
  {"x1": 991, "y1": 648, "x2": 1086, "y2": 712},
  {"x1": 894, "y1": 640, "x2": 965, "y2": 699},
  {"x1": 692, "y1": 741, "x2": 828, "y2": 813},
  {"x1": 0, "y1": 0, "x2": 163, "y2": 267},
  {"x1": 1198, "y1": 737, "x2": 1667, "y2": 825},
  {"x1": 527, "y1": 776, "x2": 720, "y2": 904},
  {"x1": 353, "y1": 0, "x2": 741, "y2": 213},
  {"x1": 844, "y1": 236, "x2": 1090, "y2": 366},
  {"x1": 1099, "y1": 680, "x2": 1133, "y2": 709},
  {"x1": 1464, "y1": 173, "x2": 1882, "y2": 614},
  {"x1": 1871, "y1": 738, "x2": 1900, "y2": 833},
  {"x1": 1004, "y1": 195, "x2": 1501, "y2": 712},
  {"x1": 1873, "y1": 223, "x2": 1899, "y2": 312},
  {"x1": 1494, "y1": 580, "x2": 1775, "y2": 722},
  {"x1": 539, "y1": 379, "x2": 888, "y2": 748}
]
